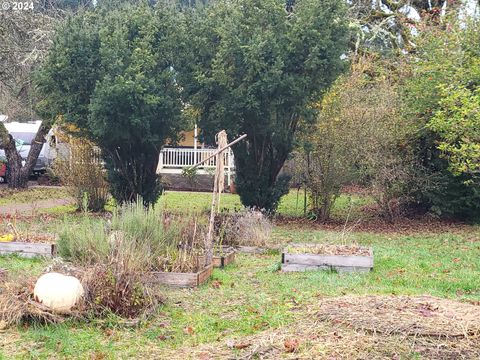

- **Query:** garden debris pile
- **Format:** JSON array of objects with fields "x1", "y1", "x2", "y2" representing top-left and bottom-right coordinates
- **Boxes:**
[
  {"x1": 285, "y1": 243, "x2": 371, "y2": 256},
  {"x1": 0, "y1": 265, "x2": 163, "y2": 327},
  {"x1": 0, "y1": 277, "x2": 72, "y2": 326},
  {"x1": 317, "y1": 295, "x2": 480, "y2": 338}
]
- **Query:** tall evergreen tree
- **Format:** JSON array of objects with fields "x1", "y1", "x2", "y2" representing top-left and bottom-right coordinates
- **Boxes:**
[
  {"x1": 182, "y1": 0, "x2": 349, "y2": 211},
  {"x1": 38, "y1": 3, "x2": 186, "y2": 204}
]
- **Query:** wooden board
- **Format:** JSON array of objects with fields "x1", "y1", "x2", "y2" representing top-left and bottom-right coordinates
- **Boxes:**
[
  {"x1": 282, "y1": 250, "x2": 373, "y2": 273},
  {"x1": 198, "y1": 250, "x2": 236, "y2": 268},
  {"x1": 149, "y1": 264, "x2": 213, "y2": 288},
  {"x1": 281, "y1": 263, "x2": 371, "y2": 273},
  {"x1": 0, "y1": 242, "x2": 56, "y2": 258}
]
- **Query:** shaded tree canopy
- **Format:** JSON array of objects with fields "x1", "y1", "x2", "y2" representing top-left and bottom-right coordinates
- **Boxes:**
[
  {"x1": 37, "y1": 2, "x2": 187, "y2": 204},
  {"x1": 181, "y1": 0, "x2": 350, "y2": 211}
]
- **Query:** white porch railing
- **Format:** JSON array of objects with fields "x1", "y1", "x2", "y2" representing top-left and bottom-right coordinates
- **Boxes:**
[{"x1": 157, "y1": 147, "x2": 235, "y2": 185}]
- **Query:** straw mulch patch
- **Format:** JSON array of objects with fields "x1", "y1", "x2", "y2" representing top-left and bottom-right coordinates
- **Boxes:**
[
  {"x1": 286, "y1": 243, "x2": 371, "y2": 256},
  {"x1": 317, "y1": 295, "x2": 480, "y2": 339},
  {"x1": 15, "y1": 233, "x2": 56, "y2": 243},
  {"x1": 150, "y1": 296, "x2": 480, "y2": 360},
  {"x1": 155, "y1": 295, "x2": 480, "y2": 359}
]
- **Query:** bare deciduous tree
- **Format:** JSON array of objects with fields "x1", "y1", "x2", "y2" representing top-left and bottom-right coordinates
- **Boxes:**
[{"x1": 0, "y1": 8, "x2": 56, "y2": 188}]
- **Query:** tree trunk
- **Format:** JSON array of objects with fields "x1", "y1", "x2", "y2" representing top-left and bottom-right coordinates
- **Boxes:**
[{"x1": 0, "y1": 120, "x2": 52, "y2": 189}]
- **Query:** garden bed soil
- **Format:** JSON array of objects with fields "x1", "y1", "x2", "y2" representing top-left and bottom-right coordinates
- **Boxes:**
[
  {"x1": 282, "y1": 244, "x2": 373, "y2": 273},
  {"x1": 147, "y1": 264, "x2": 213, "y2": 288},
  {"x1": 197, "y1": 247, "x2": 236, "y2": 268},
  {"x1": 13, "y1": 234, "x2": 56, "y2": 244}
]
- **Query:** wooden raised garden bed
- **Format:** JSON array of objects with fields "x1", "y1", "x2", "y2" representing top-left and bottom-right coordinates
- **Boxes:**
[
  {"x1": 197, "y1": 247, "x2": 236, "y2": 268},
  {"x1": 148, "y1": 264, "x2": 213, "y2": 288},
  {"x1": 0, "y1": 242, "x2": 56, "y2": 258},
  {"x1": 281, "y1": 244, "x2": 373, "y2": 273}
]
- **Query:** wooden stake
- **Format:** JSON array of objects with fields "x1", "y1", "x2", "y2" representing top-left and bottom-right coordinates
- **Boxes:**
[{"x1": 203, "y1": 132, "x2": 246, "y2": 266}]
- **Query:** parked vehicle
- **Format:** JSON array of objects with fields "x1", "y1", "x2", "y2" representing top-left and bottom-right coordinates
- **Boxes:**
[
  {"x1": 0, "y1": 120, "x2": 56, "y2": 180},
  {"x1": 0, "y1": 161, "x2": 6, "y2": 183}
]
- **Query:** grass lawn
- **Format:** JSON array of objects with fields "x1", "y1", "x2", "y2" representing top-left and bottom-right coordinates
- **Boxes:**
[
  {"x1": 0, "y1": 190, "x2": 479, "y2": 358},
  {"x1": 0, "y1": 187, "x2": 69, "y2": 206},
  {"x1": 160, "y1": 189, "x2": 371, "y2": 219}
]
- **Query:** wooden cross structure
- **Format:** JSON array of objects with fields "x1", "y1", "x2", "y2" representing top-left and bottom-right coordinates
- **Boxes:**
[{"x1": 190, "y1": 131, "x2": 247, "y2": 265}]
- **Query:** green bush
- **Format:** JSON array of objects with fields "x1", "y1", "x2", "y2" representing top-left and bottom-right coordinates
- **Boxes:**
[{"x1": 403, "y1": 19, "x2": 480, "y2": 220}]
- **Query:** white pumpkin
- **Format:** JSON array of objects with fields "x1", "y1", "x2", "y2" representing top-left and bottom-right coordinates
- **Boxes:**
[{"x1": 33, "y1": 272, "x2": 84, "y2": 313}]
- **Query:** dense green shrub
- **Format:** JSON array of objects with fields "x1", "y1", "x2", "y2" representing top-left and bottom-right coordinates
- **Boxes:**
[
  {"x1": 181, "y1": 0, "x2": 350, "y2": 212},
  {"x1": 38, "y1": 3, "x2": 186, "y2": 206},
  {"x1": 403, "y1": 19, "x2": 480, "y2": 220}
]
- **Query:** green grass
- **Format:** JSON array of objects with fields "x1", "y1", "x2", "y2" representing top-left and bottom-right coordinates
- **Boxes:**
[
  {"x1": 0, "y1": 187, "x2": 69, "y2": 206},
  {"x1": 1, "y1": 225, "x2": 479, "y2": 358},
  {"x1": 0, "y1": 255, "x2": 45, "y2": 276},
  {"x1": 0, "y1": 189, "x2": 478, "y2": 358},
  {"x1": 159, "y1": 190, "x2": 372, "y2": 218}
]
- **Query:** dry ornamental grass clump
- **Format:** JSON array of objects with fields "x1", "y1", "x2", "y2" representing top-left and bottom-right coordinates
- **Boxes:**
[{"x1": 215, "y1": 209, "x2": 272, "y2": 248}]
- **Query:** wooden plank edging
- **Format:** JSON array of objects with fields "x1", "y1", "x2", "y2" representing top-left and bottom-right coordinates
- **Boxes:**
[
  {"x1": 236, "y1": 246, "x2": 266, "y2": 254},
  {"x1": 281, "y1": 248, "x2": 374, "y2": 273},
  {"x1": 197, "y1": 249, "x2": 236, "y2": 268},
  {"x1": 283, "y1": 253, "x2": 373, "y2": 268},
  {"x1": 149, "y1": 264, "x2": 213, "y2": 288},
  {"x1": 0, "y1": 242, "x2": 56, "y2": 258}
]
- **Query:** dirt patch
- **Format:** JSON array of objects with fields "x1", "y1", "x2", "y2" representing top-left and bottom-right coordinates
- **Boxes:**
[{"x1": 0, "y1": 198, "x2": 72, "y2": 215}]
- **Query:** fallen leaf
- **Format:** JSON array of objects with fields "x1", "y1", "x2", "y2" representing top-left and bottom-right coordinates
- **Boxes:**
[
  {"x1": 284, "y1": 338, "x2": 300, "y2": 353},
  {"x1": 183, "y1": 326, "x2": 194, "y2": 335},
  {"x1": 234, "y1": 342, "x2": 251, "y2": 350},
  {"x1": 198, "y1": 352, "x2": 211, "y2": 360},
  {"x1": 418, "y1": 308, "x2": 434, "y2": 317},
  {"x1": 211, "y1": 280, "x2": 222, "y2": 289},
  {"x1": 89, "y1": 352, "x2": 107, "y2": 360}
]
